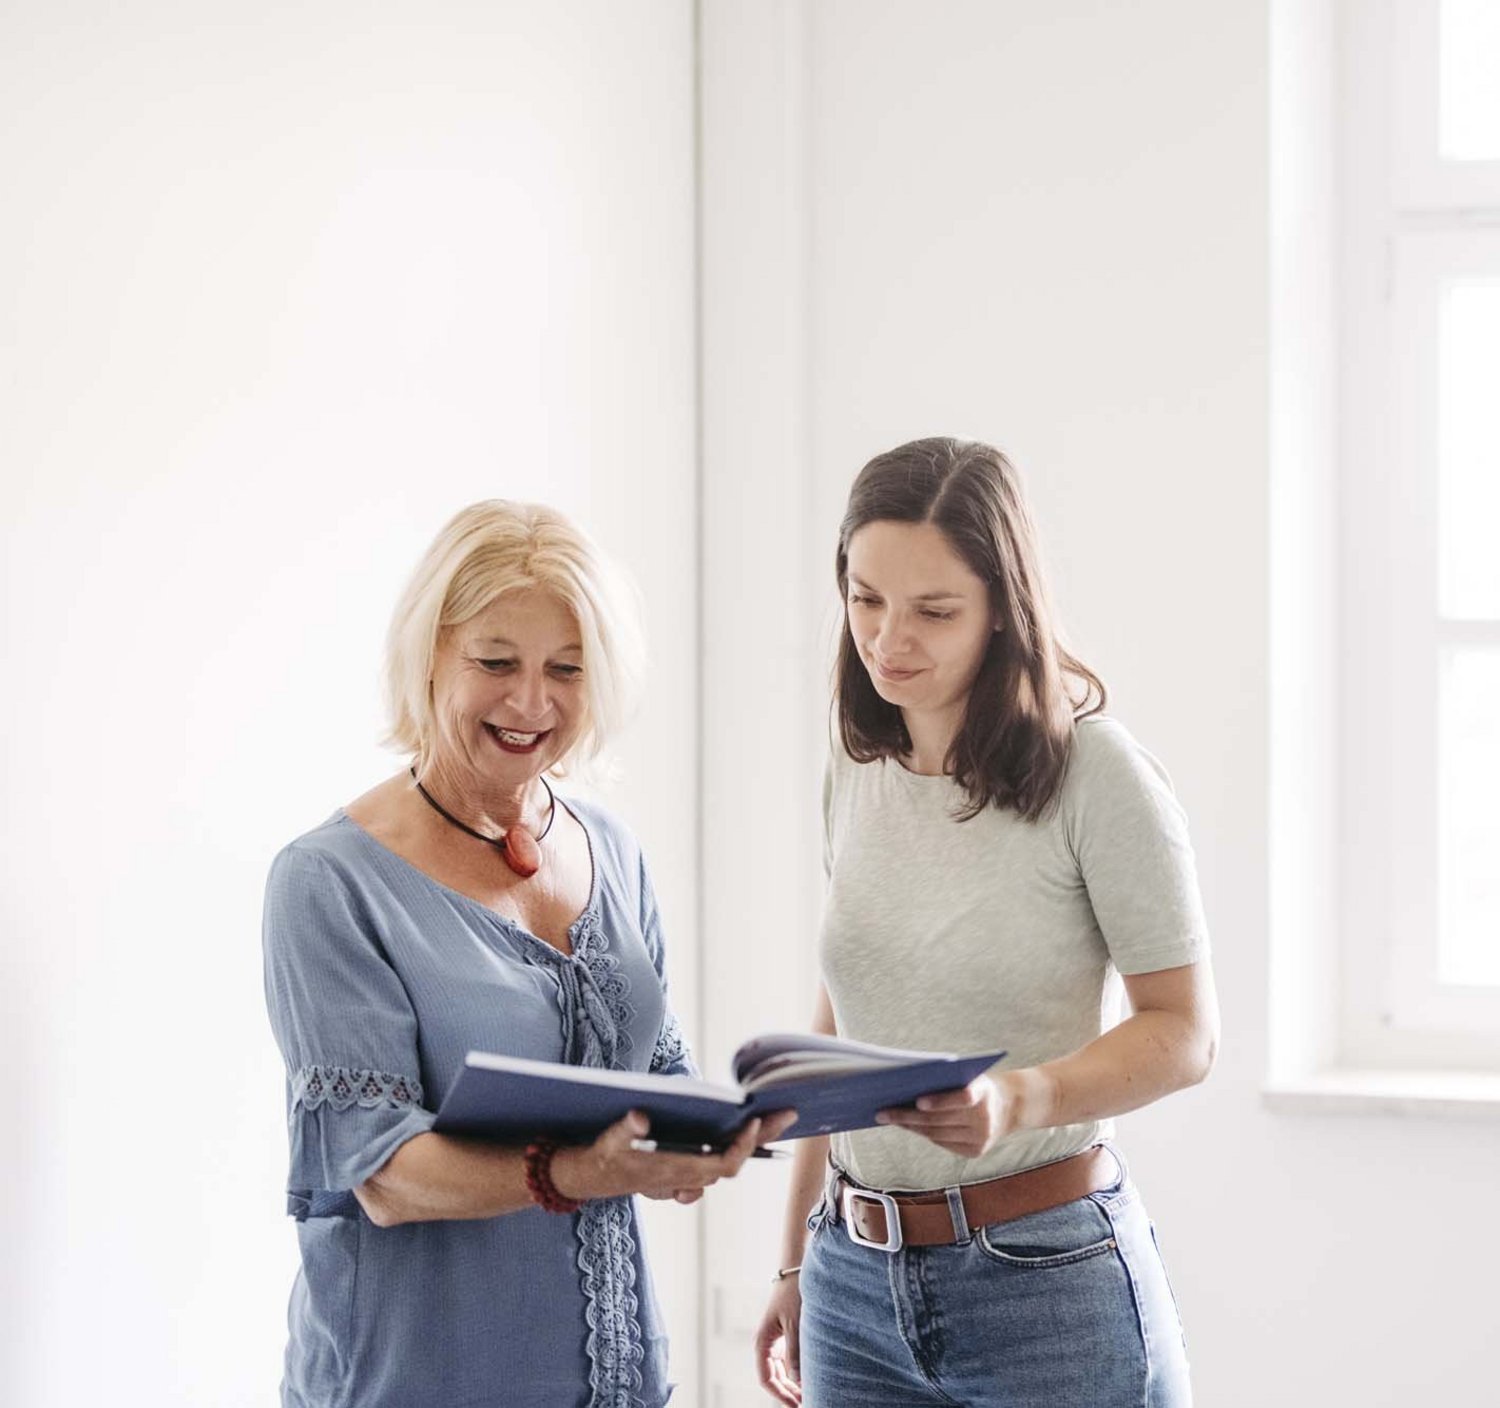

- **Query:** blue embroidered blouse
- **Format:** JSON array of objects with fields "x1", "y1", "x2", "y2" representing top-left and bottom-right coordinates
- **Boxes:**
[{"x1": 262, "y1": 796, "x2": 693, "y2": 1408}]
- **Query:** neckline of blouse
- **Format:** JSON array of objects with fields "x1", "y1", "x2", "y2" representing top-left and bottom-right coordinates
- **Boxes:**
[
  {"x1": 886, "y1": 755, "x2": 957, "y2": 786},
  {"x1": 336, "y1": 795, "x2": 601, "y2": 963}
]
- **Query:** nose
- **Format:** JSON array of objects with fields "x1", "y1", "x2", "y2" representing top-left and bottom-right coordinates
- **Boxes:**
[
  {"x1": 872, "y1": 608, "x2": 910, "y2": 658},
  {"x1": 502, "y1": 670, "x2": 550, "y2": 724}
]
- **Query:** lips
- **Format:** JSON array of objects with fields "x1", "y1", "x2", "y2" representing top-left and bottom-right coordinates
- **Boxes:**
[
  {"x1": 872, "y1": 658, "x2": 922, "y2": 682},
  {"x1": 484, "y1": 723, "x2": 553, "y2": 754}
]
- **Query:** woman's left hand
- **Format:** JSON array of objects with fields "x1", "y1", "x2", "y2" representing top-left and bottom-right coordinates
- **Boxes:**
[{"x1": 874, "y1": 1072, "x2": 1027, "y2": 1158}]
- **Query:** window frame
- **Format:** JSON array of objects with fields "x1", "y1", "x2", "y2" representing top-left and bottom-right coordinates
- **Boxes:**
[{"x1": 1338, "y1": 0, "x2": 1500, "y2": 1071}]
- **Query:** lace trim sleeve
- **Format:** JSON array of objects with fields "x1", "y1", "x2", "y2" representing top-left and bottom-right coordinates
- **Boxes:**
[
  {"x1": 290, "y1": 1065, "x2": 425, "y2": 1113},
  {"x1": 648, "y1": 1010, "x2": 694, "y2": 1078}
]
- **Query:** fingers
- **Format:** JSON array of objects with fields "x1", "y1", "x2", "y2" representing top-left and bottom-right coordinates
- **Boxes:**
[
  {"x1": 599, "y1": 1108, "x2": 651, "y2": 1150},
  {"x1": 718, "y1": 1117, "x2": 763, "y2": 1176},
  {"x1": 755, "y1": 1319, "x2": 803, "y2": 1406},
  {"x1": 878, "y1": 1107, "x2": 979, "y2": 1131},
  {"x1": 916, "y1": 1080, "x2": 985, "y2": 1112},
  {"x1": 872, "y1": 1102, "x2": 991, "y2": 1157},
  {"x1": 760, "y1": 1108, "x2": 800, "y2": 1142},
  {"x1": 767, "y1": 1342, "x2": 803, "y2": 1405},
  {"x1": 610, "y1": 1106, "x2": 804, "y2": 1199},
  {"x1": 753, "y1": 1320, "x2": 777, "y2": 1392}
]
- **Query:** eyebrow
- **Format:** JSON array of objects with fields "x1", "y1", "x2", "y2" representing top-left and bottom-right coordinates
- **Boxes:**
[
  {"x1": 472, "y1": 637, "x2": 584, "y2": 653},
  {"x1": 847, "y1": 575, "x2": 965, "y2": 602}
]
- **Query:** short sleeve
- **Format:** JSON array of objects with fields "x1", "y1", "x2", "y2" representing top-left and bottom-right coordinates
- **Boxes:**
[
  {"x1": 639, "y1": 854, "x2": 698, "y2": 1079},
  {"x1": 1061, "y1": 721, "x2": 1211, "y2": 976},
  {"x1": 262, "y1": 844, "x2": 436, "y2": 1210}
]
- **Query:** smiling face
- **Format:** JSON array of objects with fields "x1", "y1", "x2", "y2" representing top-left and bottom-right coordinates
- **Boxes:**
[
  {"x1": 426, "y1": 587, "x2": 589, "y2": 794},
  {"x1": 844, "y1": 519, "x2": 998, "y2": 735}
]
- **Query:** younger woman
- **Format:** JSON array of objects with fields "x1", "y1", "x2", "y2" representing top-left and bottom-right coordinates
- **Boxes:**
[{"x1": 754, "y1": 438, "x2": 1217, "y2": 1407}]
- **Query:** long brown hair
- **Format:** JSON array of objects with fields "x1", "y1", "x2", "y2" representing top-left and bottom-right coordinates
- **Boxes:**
[{"x1": 834, "y1": 437, "x2": 1106, "y2": 822}]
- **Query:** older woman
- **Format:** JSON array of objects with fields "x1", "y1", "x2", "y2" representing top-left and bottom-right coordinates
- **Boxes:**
[{"x1": 264, "y1": 501, "x2": 785, "y2": 1408}]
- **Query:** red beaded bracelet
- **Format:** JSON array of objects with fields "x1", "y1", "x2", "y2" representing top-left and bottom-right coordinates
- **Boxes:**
[{"x1": 524, "y1": 1140, "x2": 583, "y2": 1214}]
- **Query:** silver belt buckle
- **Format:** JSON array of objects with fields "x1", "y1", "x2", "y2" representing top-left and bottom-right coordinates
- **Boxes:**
[{"x1": 841, "y1": 1186, "x2": 903, "y2": 1253}]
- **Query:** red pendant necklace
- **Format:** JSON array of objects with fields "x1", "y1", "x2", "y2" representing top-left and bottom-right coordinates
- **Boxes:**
[{"x1": 410, "y1": 768, "x2": 557, "y2": 878}]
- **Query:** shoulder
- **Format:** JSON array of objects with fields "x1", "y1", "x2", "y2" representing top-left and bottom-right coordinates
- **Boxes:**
[
  {"x1": 266, "y1": 813, "x2": 372, "y2": 893},
  {"x1": 1064, "y1": 715, "x2": 1173, "y2": 791},
  {"x1": 1057, "y1": 715, "x2": 1188, "y2": 843},
  {"x1": 262, "y1": 815, "x2": 390, "y2": 955}
]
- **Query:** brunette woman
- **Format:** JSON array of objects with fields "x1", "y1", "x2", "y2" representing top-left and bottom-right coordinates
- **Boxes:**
[{"x1": 754, "y1": 438, "x2": 1216, "y2": 1407}]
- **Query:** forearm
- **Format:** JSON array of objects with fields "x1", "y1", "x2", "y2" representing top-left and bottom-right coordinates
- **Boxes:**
[
  {"x1": 778, "y1": 1133, "x2": 830, "y2": 1268},
  {"x1": 356, "y1": 1131, "x2": 534, "y2": 1227},
  {"x1": 777, "y1": 980, "x2": 838, "y2": 1267},
  {"x1": 1013, "y1": 1007, "x2": 1217, "y2": 1133}
]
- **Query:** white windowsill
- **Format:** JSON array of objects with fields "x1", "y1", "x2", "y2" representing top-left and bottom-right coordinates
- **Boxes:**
[{"x1": 1262, "y1": 1070, "x2": 1500, "y2": 1120}]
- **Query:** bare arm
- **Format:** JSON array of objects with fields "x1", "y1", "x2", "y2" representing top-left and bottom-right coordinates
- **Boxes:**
[
  {"x1": 356, "y1": 1109, "x2": 792, "y2": 1229},
  {"x1": 354, "y1": 1132, "x2": 536, "y2": 1227},
  {"x1": 1027, "y1": 959, "x2": 1219, "y2": 1126},
  {"x1": 754, "y1": 982, "x2": 838, "y2": 1406},
  {"x1": 877, "y1": 959, "x2": 1220, "y2": 1156},
  {"x1": 776, "y1": 982, "x2": 836, "y2": 1268}
]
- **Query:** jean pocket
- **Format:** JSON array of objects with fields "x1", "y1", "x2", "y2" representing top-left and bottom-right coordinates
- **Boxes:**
[{"x1": 973, "y1": 1198, "x2": 1118, "y2": 1270}]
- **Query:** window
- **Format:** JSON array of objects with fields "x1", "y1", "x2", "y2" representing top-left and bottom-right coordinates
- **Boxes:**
[{"x1": 1340, "y1": 0, "x2": 1500, "y2": 1070}]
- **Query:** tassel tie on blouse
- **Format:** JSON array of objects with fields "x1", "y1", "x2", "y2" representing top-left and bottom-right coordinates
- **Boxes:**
[{"x1": 553, "y1": 915, "x2": 633, "y2": 1073}]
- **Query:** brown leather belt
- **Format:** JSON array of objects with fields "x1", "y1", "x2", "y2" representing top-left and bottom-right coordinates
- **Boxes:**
[{"x1": 829, "y1": 1146, "x2": 1118, "y2": 1252}]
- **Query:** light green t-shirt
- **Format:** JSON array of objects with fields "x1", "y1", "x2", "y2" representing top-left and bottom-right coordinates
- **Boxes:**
[{"x1": 822, "y1": 715, "x2": 1210, "y2": 1191}]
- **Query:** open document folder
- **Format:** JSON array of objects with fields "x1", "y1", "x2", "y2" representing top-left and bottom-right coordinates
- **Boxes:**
[{"x1": 433, "y1": 1032, "x2": 1007, "y2": 1147}]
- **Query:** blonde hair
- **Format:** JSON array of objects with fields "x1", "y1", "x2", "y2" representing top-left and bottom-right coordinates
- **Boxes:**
[{"x1": 383, "y1": 501, "x2": 645, "y2": 777}]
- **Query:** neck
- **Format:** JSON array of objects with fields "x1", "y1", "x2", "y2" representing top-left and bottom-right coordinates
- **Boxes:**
[
  {"x1": 901, "y1": 703, "x2": 964, "y2": 776},
  {"x1": 415, "y1": 755, "x2": 547, "y2": 836}
]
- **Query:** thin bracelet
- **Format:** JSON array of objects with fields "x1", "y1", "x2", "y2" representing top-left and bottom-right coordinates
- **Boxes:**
[{"x1": 772, "y1": 1265, "x2": 801, "y2": 1282}]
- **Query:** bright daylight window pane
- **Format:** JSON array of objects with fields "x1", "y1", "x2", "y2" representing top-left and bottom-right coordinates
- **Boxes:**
[
  {"x1": 1438, "y1": 279, "x2": 1500, "y2": 619},
  {"x1": 1439, "y1": 647, "x2": 1500, "y2": 986},
  {"x1": 1440, "y1": 0, "x2": 1500, "y2": 161}
]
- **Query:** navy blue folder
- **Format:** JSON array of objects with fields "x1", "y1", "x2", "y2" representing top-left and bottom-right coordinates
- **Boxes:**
[{"x1": 434, "y1": 1044, "x2": 1007, "y2": 1147}]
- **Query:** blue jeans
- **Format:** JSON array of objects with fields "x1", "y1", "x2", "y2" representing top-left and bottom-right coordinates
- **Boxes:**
[{"x1": 798, "y1": 1150, "x2": 1191, "y2": 1407}]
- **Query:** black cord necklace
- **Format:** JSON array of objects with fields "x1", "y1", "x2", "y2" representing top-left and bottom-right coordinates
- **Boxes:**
[{"x1": 409, "y1": 767, "x2": 556, "y2": 878}]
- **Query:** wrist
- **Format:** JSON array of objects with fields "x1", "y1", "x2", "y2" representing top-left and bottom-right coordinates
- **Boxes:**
[
  {"x1": 1009, "y1": 1065, "x2": 1060, "y2": 1131},
  {"x1": 541, "y1": 1144, "x2": 592, "y2": 1204}
]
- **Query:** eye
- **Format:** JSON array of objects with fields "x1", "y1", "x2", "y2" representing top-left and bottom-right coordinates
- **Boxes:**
[
  {"x1": 548, "y1": 663, "x2": 584, "y2": 680},
  {"x1": 919, "y1": 609, "x2": 956, "y2": 622},
  {"x1": 848, "y1": 593, "x2": 880, "y2": 607},
  {"x1": 475, "y1": 658, "x2": 515, "y2": 672}
]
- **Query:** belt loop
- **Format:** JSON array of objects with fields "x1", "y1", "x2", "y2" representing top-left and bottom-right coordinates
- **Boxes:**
[
  {"x1": 944, "y1": 1185, "x2": 970, "y2": 1242},
  {"x1": 824, "y1": 1159, "x2": 842, "y2": 1221}
]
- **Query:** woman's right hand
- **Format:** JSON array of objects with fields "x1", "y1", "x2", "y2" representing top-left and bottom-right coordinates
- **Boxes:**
[
  {"x1": 552, "y1": 1109, "x2": 795, "y2": 1203},
  {"x1": 754, "y1": 1274, "x2": 803, "y2": 1405}
]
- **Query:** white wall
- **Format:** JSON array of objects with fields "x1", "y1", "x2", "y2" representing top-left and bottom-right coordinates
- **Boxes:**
[
  {"x1": 0, "y1": 2, "x2": 699, "y2": 1403},
  {"x1": 10, "y1": 4, "x2": 1497, "y2": 1406},
  {"x1": 699, "y1": 2, "x2": 1499, "y2": 1405}
]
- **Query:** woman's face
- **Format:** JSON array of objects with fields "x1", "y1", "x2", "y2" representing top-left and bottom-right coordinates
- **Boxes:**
[
  {"x1": 845, "y1": 520, "x2": 998, "y2": 723},
  {"x1": 427, "y1": 588, "x2": 589, "y2": 793}
]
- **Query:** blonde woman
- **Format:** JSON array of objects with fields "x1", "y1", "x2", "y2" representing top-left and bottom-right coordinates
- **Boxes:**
[{"x1": 264, "y1": 501, "x2": 787, "y2": 1408}]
